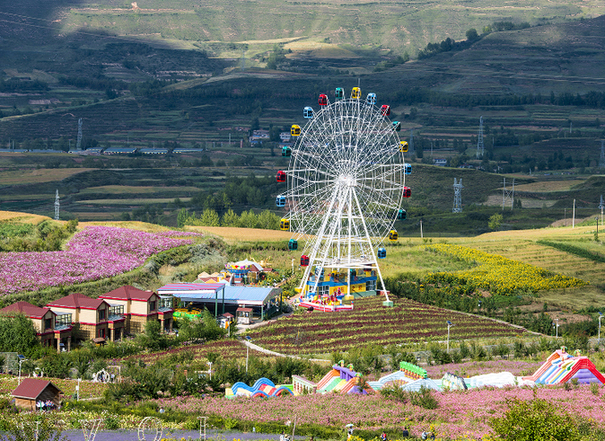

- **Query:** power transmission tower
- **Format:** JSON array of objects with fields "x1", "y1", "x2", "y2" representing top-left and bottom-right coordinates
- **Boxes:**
[
  {"x1": 502, "y1": 177, "x2": 515, "y2": 210},
  {"x1": 453, "y1": 178, "x2": 463, "y2": 213},
  {"x1": 476, "y1": 116, "x2": 485, "y2": 159},
  {"x1": 599, "y1": 195, "x2": 604, "y2": 227},
  {"x1": 54, "y1": 190, "x2": 60, "y2": 221},
  {"x1": 599, "y1": 140, "x2": 605, "y2": 169}
]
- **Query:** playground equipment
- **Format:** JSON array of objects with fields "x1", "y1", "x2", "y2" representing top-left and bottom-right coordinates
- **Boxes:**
[
  {"x1": 368, "y1": 361, "x2": 427, "y2": 391},
  {"x1": 523, "y1": 347, "x2": 605, "y2": 385},
  {"x1": 276, "y1": 88, "x2": 409, "y2": 309},
  {"x1": 226, "y1": 378, "x2": 293, "y2": 398}
]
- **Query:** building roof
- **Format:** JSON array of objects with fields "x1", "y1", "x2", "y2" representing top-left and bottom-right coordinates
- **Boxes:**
[
  {"x1": 103, "y1": 147, "x2": 137, "y2": 154},
  {"x1": 12, "y1": 379, "x2": 62, "y2": 400},
  {"x1": 158, "y1": 283, "x2": 226, "y2": 294},
  {"x1": 47, "y1": 293, "x2": 106, "y2": 310},
  {"x1": 0, "y1": 301, "x2": 52, "y2": 319},
  {"x1": 100, "y1": 285, "x2": 155, "y2": 302},
  {"x1": 161, "y1": 284, "x2": 278, "y2": 306}
]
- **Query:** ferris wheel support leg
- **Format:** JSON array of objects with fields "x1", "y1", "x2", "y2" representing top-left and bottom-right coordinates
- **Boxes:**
[{"x1": 351, "y1": 188, "x2": 393, "y2": 307}]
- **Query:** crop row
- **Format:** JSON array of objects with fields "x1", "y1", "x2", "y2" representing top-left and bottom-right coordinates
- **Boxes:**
[
  {"x1": 425, "y1": 244, "x2": 587, "y2": 295},
  {"x1": 127, "y1": 339, "x2": 269, "y2": 364},
  {"x1": 248, "y1": 297, "x2": 524, "y2": 355}
]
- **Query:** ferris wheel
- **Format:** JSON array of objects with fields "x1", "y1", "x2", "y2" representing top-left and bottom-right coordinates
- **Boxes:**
[{"x1": 276, "y1": 87, "x2": 411, "y2": 305}]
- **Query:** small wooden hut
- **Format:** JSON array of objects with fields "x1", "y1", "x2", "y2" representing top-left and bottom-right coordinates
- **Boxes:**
[{"x1": 11, "y1": 378, "x2": 62, "y2": 410}]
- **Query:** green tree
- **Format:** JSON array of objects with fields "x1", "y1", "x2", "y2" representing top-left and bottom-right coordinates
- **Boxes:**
[
  {"x1": 489, "y1": 395, "x2": 580, "y2": 441},
  {"x1": 488, "y1": 213, "x2": 503, "y2": 231},
  {"x1": 221, "y1": 209, "x2": 239, "y2": 227},
  {"x1": 238, "y1": 210, "x2": 258, "y2": 228},
  {"x1": 200, "y1": 209, "x2": 220, "y2": 226},
  {"x1": 0, "y1": 314, "x2": 39, "y2": 356},
  {"x1": 177, "y1": 208, "x2": 189, "y2": 228},
  {"x1": 466, "y1": 28, "x2": 479, "y2": 41},
  {"x1": 257, "y1": 210, "x2": 279, "y2": 230}
]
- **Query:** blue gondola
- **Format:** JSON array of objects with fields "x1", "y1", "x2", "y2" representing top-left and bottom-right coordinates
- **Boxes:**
[
  {"x1": 288, "y1": 239, "x2": 298, "y2": 251},
  {"x1": 303, "y1": 106, "x2": 314, "y2": 119},
  {"x1": 282, "y1": 146, "x2": 292, "y2": 157},
  {"x1": 378, "y1": 247, "x2": 387, "y2": 259},
  {"x1": 366, "y1": 93, "x2": 377, "y2": 105},
  {"x1": 404, "y1": 163, "x2": 412, "y2": 175},
  {"x1": 276, "y1": 195, "x2": 286, "y2": 207},
  {"x1": 397, "y1": 209, "x2": 407, "y2": 220},
  {"x1": 392, "y1": 121, "x2": 401, "y2": 131},
  {"x1": 335, "y1": 87, "x2": 344, "y2": 100}
]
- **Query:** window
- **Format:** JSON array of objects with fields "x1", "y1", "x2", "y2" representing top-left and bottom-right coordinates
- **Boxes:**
[
  {"x1": 150, "y1": 301, "x2": 156, "y2": 311},
  {"x1": 44, "y1": 318, "x2": 52, "y2": 330},
  {"x1": 99, "y1": 328, "x2": 106, "y2": 338},
  {"x1": 99, "y1": 309, "x2": 106, "y2": 321}
]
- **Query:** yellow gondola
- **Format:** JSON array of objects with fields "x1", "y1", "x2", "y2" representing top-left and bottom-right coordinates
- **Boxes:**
[
  {"x1": 388, "y1": 229, "x2": 398, "y2": 241},
  {"x1": 291, "y1": 125, "x2": 301, "y2": 136},
  {"x1": 280, "y1": 218, "x2": 290, "y2": 231},
  {"x1": 351, "y1": 87, "x2": 361, "y2": 99},
  {"x1": 399, "y1": 141, "x2": 409, "y2": 153}
]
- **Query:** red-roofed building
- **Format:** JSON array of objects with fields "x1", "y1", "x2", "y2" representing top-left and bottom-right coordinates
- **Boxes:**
[
  {"x1": 0, "y1": 302, "x2": 72, "y2": 352},
  {"x1": 99, "y1": 285, "x2": 173, "y2": 334},
  {"x1": 11, "y1": 378, "x2": 62, "y2": 410},
  {"x1": 46, "y1": 293, "x2": 124, "y2": 343}
]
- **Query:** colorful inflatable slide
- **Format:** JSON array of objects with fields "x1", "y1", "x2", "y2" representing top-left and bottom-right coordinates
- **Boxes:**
[
  {"x1": 226, "y1": 377, "x2": 293, "y2": 398},
  {"x1": 523, "y1": 348, "x2": 605, "y2": 385}
]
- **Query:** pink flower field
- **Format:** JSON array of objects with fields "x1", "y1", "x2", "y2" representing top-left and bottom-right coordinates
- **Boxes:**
[
  {"x1": 0, "y1": 226, "x2": 194, "y2": 296},
  {"x1": 157, "y1": 384, "x2": 605, "y2": 439}
]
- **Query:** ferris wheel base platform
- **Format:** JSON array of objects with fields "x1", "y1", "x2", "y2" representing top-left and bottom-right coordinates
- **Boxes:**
[
  {"x1": 298, "y1": 301, "x2": 354, "y2": 312},
  {"x1": 383, "y1": 300, "x2": 394, "y2": 307}
]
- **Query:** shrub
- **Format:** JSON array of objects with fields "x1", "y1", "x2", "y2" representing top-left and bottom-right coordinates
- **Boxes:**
[{"x1": 489, "y1": 395, "x2": 580, "y2": 441}]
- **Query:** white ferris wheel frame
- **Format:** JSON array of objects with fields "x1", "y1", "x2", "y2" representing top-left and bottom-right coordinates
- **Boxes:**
[{"x1": 281, "y1": 94, "x2": 407, "y2": 302}]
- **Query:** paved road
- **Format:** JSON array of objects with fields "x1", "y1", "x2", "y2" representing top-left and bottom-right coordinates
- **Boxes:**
[{"x1": 62, "y1": 429, "x2": 305, "y2": 441}]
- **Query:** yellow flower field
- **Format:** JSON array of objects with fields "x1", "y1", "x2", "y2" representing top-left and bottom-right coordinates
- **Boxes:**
[{"x1": 425, "y1": 244, "x2": 587, "y2": 295}]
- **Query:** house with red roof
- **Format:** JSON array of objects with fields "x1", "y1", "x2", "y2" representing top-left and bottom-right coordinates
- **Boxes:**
[
  {"x1": 11, "y1": 378, "x2": 62, "y2": 410},
  {"x1": 0, "y1": 301, "x2": 72, "y2": 352},
  {"x1": 46, "y1": 293, "x2": 125, "y2": 343},
  {"x1": 99, "y1": 285, "x2": 173, "y2": 334}
]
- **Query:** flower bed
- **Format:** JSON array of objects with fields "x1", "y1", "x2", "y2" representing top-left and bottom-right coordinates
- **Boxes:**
[
  {"x1": 425, "y1": 244, "x2": 586, "y2": 295},
  {"x1": 247, "y1": 297, "x2": 524, "y2": 355},
  {"x1": 0, "y1": 226, "x2": 194, "y2": 296},
  {"x1": 155, "y1": 384, "x2": 605, "y2": 439}
]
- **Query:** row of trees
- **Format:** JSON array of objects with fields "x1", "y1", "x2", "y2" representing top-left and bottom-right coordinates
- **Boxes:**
[{"x1": 178, "y1": 208, "x2": 281, "y2": 230}]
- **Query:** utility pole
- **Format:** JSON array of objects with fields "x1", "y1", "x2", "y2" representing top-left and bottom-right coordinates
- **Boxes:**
[
  {"x1": 572, "y1": 199, "x2": 576, "y2": 228},
  {"x1": 54, "y1": 190, "x2": 60, "y2": 221},
  {"x1": 599, "y1": 195, "x2": 604, "y2": 227},
  {"x1": 502, "y1": 178, "x2": 515, "y2": 210},
  {"x1": 76, "y1": 118, "x2": 83, "y2": 150},
  {"x1": 600, "y1": 140, "x2": 605, "y2": 169}
]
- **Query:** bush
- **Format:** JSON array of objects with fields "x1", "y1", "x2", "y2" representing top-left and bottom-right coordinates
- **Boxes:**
[{"x1": 489, "y1": 394, "x2": 580, "y2": 441}]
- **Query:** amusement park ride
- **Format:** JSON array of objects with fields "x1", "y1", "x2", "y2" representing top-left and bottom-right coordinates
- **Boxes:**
[{"x1": 275, "y1": 87, "x2": 410, "y2": 309}]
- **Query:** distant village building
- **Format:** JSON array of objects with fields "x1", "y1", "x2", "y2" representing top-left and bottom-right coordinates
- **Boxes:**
[
  {"x1": 433, "y1": 158, "x2": 447, "y2": 166},
  {"x1": 249, "y1": 129, "x2": 270, "y2": 145}
]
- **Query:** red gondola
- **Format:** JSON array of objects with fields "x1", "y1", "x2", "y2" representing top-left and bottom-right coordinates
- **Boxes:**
[
  {"x1": 318, "y1": 94, "x2": 328, "y2": 106},
  {"x1": 300, "y1": 255, "x2": 310, "y2": 266},
  {"x1": 381, "y1": 105, "x2": 391, "y2": 116},
  {"x1": 403, "y1": 186, "x2": 411, "y2": 198},
  {"x1": 276, "y1": 171, "x2": 286, "y2": 183}
]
